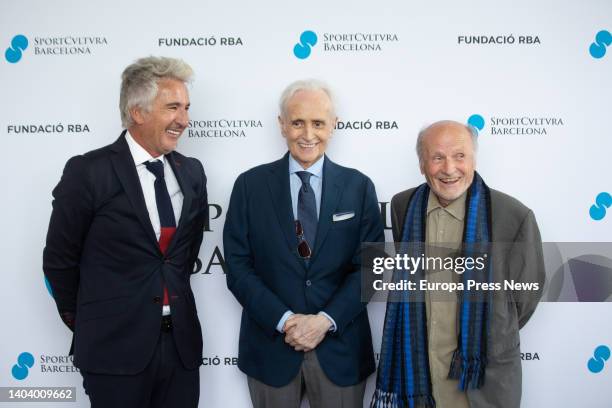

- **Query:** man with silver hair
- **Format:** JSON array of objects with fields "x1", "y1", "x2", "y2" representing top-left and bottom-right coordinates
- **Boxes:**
[
  {"x1": 44, "y1": 56, "x2": 207, "y2": 407},
  {"x1": 372, "y1": 120, "x2": 545, "y2": 408},
  {"x1": 224, "y1": 79, "x2": 384, "y2": 407}
]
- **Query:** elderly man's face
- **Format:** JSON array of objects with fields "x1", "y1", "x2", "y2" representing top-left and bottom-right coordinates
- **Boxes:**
[
  {"x1": 131, "y1": 78, "x2": 190, "y2": 157},
  {"x1": 420, "y1": 123, "x2": 476, "y2": 207},
  {"x1": 278, "y1": 89, "x2": 336, "y2": 170}
]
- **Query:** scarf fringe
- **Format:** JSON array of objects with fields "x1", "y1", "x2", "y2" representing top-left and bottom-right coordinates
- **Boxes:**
[
  {"x1": 370, "y1": 389, "x2": 436, "y2": 408},
  {"x1": 448, "y1": 349, "x2": 487, "y2": 390}
]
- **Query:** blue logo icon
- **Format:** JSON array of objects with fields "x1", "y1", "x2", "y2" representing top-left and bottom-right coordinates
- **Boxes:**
[
  {"x1": 44, "y1": 276, "x2": 53, "y2": 296},
  {"x1": 589, "y1": 30, "x2": 611, "y2": 59},
  {"x1": 589, "y1": 192, "x2": 612, "y2": 221},
  {"x1": 11, "y1": 352, "x2": 34, "y2": 380},
  {"x1": 5, "y1": 34, "x2": 29, "y2": 63},
  {"x1": 294, "y1": 31, "x2": 317, "y2": 59},
  {"x1": 467, "y1": 114, "x2": 485, "y2": 134},
  {"x1": 588, "y1": 345, "x2": 610, "y2": 373}
]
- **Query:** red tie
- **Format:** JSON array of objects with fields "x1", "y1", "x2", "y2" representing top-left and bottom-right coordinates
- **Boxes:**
[{"x1": 159, "y1": 227, "x2": 176, "y2": 305}]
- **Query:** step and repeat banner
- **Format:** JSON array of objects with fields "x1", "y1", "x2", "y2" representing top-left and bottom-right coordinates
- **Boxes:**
[{"x1": 1, "y1": 0, "x2": 611, "y2": 406}]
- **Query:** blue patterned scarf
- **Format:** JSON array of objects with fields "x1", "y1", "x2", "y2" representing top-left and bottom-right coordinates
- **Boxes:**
[{"x1": 371, "y1": 172, "x2": 492, "y2": 408}]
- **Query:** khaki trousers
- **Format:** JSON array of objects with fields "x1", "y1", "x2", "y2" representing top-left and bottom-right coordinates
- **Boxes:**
[{"x1": 247, "y1": 350, "x2": 365, "y2": 408}]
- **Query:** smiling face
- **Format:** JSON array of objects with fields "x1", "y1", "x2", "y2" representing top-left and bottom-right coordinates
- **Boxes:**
[
  {"x1": 278, "y1": 89, "x2": 337, "y2": 170},
  {"x1": 419, "y1": 122, "x2": 476, "y2": 207},
  {"x1": 129, "y1": 78, "x2": 190, "y2": 157}
]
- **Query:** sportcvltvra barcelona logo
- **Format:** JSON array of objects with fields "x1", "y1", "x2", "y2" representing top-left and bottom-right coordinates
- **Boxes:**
[
  {"x1": 5, "y1": 34, "x2": 28, "y2": 63},
  {"x1": 294, "y1": 30, "x2": 317, "y2": 59},
  {"x1": 589, "y1": 192, "x2": 612, "y2": 221},
  {"x1": 467, "y1": 114, "x2": 485, "y2": 135},
  {"x1": 12, "y1": 352, "x2": 34, "y2": 380},
  {"x1": 588, "y1": 345, "x2": 610, "y2": 373},
  {"x1": 589, "y1": 30, "x2": 611, "y2": 59}
]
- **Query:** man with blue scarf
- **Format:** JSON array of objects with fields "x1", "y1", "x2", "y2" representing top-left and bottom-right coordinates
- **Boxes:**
[{"x1": 372, "y1": 120, "x2": 545, "y2": 408}]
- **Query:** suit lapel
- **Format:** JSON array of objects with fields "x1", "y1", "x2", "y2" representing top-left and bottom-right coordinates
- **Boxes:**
[
  {"x1": 267, "y1": 154, "x2": 304, "y2": 268},
  {"x1": 110, "y1": 131, "x2": 160, "y2": 251},
  {"x1": 166, "y1": 152, "x2": 194, "y2": 254},
  {"x1": 311, "y1": 157, "x2": 343, "y2": 264}
]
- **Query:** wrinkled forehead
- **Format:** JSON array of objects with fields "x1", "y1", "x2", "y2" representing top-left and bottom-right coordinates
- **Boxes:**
[
  {"x1": 155, "y1": 77, "x2": 189, "y2": 95},
  {"x1": 285, "y1": 90, "x2": 333, "y2": 116},
  {"x1": 423, "y1": 125, "x2": 474, "y2": 154}
]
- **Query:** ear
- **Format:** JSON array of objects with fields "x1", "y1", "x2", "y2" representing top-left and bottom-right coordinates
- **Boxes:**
[
  {"x1": 278, "y1": 115, "x2": 287, "y2": 138},
  {"x1": 331, "y1": 116, "x2": 338, "y2": 133},
  {"x1": 130, "y1": 107, "x2": 146, "y2": 126},
  {"x1": 419, "y1": 161, "x2": 425, "y2": 175}
]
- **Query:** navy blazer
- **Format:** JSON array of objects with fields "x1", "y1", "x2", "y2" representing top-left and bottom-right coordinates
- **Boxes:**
[
  {"x1": 43, "y1": 131, "x2": 208, "y2": 374},
  {"x1": 223, "y1": 153, "x2": 384, "y2": 387}
]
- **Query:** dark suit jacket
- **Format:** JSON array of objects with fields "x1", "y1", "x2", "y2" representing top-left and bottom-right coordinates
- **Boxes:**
[
  {"x1": 391, "y1": 186, "x2": 545, "y2": 408},
  {"x1": 223, "y1": 153, "x2": 384, "y2": 387},
  {"x1": 43, "y1": 131, "x2": 208, "y2": 375}
]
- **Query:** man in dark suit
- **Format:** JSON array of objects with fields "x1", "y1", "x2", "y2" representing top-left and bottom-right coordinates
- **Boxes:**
[
  {"x1": 43, "y1": 56, "x2": 207, "y2": 408},
  {"x1": 223, "y1": 79, "x2": 384, "y2": 408},
  {"x1": 372, "y1": 120, "x2": 545, "y2": 408}
]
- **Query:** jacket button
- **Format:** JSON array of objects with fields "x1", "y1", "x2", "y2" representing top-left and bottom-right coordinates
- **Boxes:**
[
  {"x1": 153, "y1": 296, "x2": 161, "y2": 303},
  {"x1": 305, "y1": 280, "x2": 312, "y2": 287}
]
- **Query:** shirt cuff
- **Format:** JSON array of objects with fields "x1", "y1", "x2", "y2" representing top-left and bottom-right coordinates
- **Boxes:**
[
  {"x1": 318, "y1": 311, "x2": 337, "y2": 332},
  {"x1": 276, "y1": 310, "x2": 294, "y2": 333}
]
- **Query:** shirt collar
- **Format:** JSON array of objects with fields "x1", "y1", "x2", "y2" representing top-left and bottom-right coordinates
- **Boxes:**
[
  {"x1": 426, "y1": 189, "x2": 467, "y2": 221},
  {"x1": 125, "y1": 130, "x2": 165, "y2": 166},
  {"x1": 288, "y1": 153, "x2": 324, "y2": 178}
]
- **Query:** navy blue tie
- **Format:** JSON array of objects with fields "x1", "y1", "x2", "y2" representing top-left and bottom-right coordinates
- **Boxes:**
[
  {"x1": 296, "y1": 171, "x2": 317, "y2": 250},
  {"x1": 144, "y1": 159, "x2": 176, "y2": 307},
  {"x1": 144, "y1": 160, "x2": 176, "y2": 229}
]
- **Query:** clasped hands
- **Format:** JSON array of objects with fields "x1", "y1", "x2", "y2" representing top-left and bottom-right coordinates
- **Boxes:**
[{"x1": 283, "y1": 314, "x2": 332, "y2": 352}]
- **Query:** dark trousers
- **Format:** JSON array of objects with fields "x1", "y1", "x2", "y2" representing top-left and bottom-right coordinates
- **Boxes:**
[
  {"x1": 247, "y1": 351, "x2": 366, "y2": 408},
  {"x1": 81, "y1": 329, "x2": 199, "y2": 408}
]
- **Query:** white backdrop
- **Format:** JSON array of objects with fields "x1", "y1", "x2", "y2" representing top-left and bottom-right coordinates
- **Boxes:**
[{"x1": 1, "y1": 0, "x2": 611, "y2": 406}]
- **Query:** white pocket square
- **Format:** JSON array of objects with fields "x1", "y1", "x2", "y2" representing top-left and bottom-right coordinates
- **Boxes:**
[{"x1": 333, "y1": 211, "x2": 355, "y2": 222}]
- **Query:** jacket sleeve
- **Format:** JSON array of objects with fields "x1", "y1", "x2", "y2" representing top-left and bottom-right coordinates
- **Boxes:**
[
  {"x1": 223, "y1": 173, "x2": 290, "y2": 337},
  {"x1": 42, "y1": 155, "x2": 94, "y2": 331},
  {"x1": 390, "y1": 193, "x2": 405, "y2": 242},
  {"x1": 321, "y1": 177, "x2": 385, "y2": 336},
  {"x1": 508, "y1": 209, "x2": 546, "y2": 329}
]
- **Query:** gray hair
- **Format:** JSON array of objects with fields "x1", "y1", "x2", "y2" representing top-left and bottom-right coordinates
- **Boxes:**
[
  {"x1": 416, "y1": 120, "x2": 478, "y2": 164},
  {"x1": 120, "y1": 56, "x2": 193, "y2": 128},
  {"x1": 278, "y1": 79, "x2": 336, "y2": 118}
]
